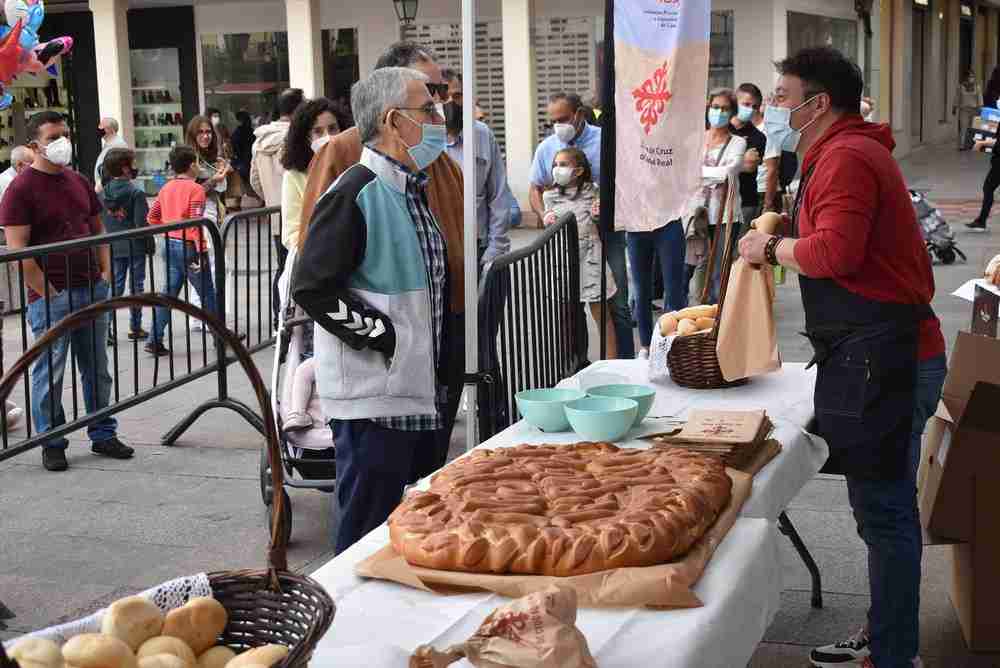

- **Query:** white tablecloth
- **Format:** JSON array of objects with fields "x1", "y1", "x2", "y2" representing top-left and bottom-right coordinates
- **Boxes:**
[
  {"x1": 310, "y1": 519, "x2": 782, "y2": 668},
  {"x1": 307, "y1": 362, "x2": 826, "y2": 667}
]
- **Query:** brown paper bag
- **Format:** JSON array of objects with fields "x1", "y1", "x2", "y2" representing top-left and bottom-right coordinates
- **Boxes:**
[
  {"x1": 410, "y1": 585, "x2": 598, "y2": 668},
  {"x1": 355, "y1": 470, "x2": 752, "y2": 608},
  {"x1": 716, "y1": 257, "x2": 781, "y2": 381}
]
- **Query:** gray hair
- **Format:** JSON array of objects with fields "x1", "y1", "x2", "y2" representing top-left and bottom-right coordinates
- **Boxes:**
[
  {"x1": 352, "y1": 67, "x2": 429, "y2": 144},
  {"x1": 10, "y1": 146, "x2": 31, "y2": 165},
  {"x1": 100, "y1": 117, "x2": 119, "y2": 133}
]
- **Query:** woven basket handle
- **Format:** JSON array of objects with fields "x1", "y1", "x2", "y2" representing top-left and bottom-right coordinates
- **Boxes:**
[
  {"x1": 707, "y1": 176, "x2": 740, "y2": 338},
  {"x1": 0, "y1": 295, "x2": 290, "y2": 575}
]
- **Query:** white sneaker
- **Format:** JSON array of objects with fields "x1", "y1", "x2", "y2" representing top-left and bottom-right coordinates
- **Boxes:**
[
  {"x1": 810, "y1": 627, "x2": 870, "y2": 667},
  {"x1": 4, "y1": 401, "x2": 22, "y2": 430},
  {"x1": 637, "y1": 348, "x2": 649, "y2": 360}
]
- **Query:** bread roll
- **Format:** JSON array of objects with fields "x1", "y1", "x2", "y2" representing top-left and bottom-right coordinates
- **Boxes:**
[
  {"x1": 136, "y1": 638, "x2": 195, "y2": 668},
  {"x1": 754, "y1": 212, "x2": 783, "y2": 235},
  {"x1": 62, "y1": 634, "x2": 137, "y2": 668},
  {"x1": 101, "y1": 597, "x2": 164, "y2": 651},
  {"x1": 162, "y1": 598, "x2": 227, "y2": 656},
  {"x1": 673, "y1": 304, "x2": 717, "y2": 321},
  {"x1": 138, "y1": 656, "x2": 187, "y2": 668},
  {"x1": 694, "y1": 317, "x2": 715, "y2": 332},
  {"x1": 676, "y1": 319, "x2": 698, "y2": 336},
  {"x1": 659, "y1": 314, "x2": 678, "y2": 337},
  {"x1": 9, "y1": 637, "x2": 63, "y2": 668},
  {"x1": 196, "y1": 647, "x2": 236, "y2": 668},
  {"x1": 224, "y1": 645, "x2": 288, "y2": 668}
]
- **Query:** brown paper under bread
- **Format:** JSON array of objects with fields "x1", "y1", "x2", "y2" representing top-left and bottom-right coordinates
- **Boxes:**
[{"x1": 388, "y1": 443, "x2": 732, "y2": 577}]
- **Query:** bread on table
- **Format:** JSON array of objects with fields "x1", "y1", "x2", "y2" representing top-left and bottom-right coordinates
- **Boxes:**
[
  {"x1": 138, "y1": 656, "x2": 188, "y2": 668},
  {"x1": 9, "y1": 637, "x2": 63, "y2": 668},
  {"x1": 195, "y1": 647, "x2": 236, "y2": 668},
  {"x1": 676, "y1": 319, "x2": 698, "y2": 336},
  {"x1": 224, "y1": 645, "x2": 289, "y2": 668},
  {"x1": 389, "y1": 442, "x2": 732, "y2": 576},
  {"x1": 162, "y1": 598, "x2": 227, "y2": 656},
  {"x1": 62, "y1": 634, "x2": 138, "y2": 668},
  {"x1": 101, "y1": 597, "x2": 165, "y2": 652},
  {"x1": 694, "y1": 317, "x2": 715, "y2": 332},
  {"x1": 659, "y1": 314, "x2": 678, "y2": 337},
  {"x1": 136, "y1": 637, "x2": 195, "y2": 668}
]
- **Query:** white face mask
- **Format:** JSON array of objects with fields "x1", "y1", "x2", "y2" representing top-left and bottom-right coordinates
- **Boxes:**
[
  {"x1": 552, "y1": 166, "x2": 576, "y2": 186},
  {"x1": 211, "y1": 115, "x2": 221, "y2": 127},
  {"x1": 553, "y1": 122, "x2": 577, "y2": 144},
  {"x1": 311, "y1": 134, "x2": 331, "y2": 154},
  {"x1": 43, "y1": 136, "x2": 72, "y2": 167}
]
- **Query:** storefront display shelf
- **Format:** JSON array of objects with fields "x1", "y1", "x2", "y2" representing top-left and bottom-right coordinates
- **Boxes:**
[
  {"x1": 132, "y1": 83, "x2": 181, "y2": 90},
  {"x1": 133, "y1": 102, "x2": 182, "y2": 108},
  {"x1": 135, "y1": 147, "x2": 171, "y2": 152},
  {"x1": 134, "y1": 125, "x2": 183, "y2": 130}
]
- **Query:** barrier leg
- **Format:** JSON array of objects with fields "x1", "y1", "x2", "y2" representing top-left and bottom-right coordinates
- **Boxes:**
[
  {"x1": 161, "y1": 397, "x2": 265, "y2": 446},
  {"x1": 778, "y1": 510, "x2": 823, "y2": 608}
]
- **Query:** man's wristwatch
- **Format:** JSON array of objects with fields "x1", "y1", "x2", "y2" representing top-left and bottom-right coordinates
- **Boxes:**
[{"x1": 764, "y1": 235, "x2": 784, "y2": 266}]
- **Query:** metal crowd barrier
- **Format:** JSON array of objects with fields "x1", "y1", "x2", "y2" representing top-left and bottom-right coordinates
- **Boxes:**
[
  {"x1": 476, "y1": 213, "x2": 588, "y2": 439},
  {"x1": 0, "y1": 206, "x2": 285, "y2": 462}
]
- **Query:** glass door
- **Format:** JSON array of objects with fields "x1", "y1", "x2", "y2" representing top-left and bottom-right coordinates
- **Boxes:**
[{"x1": 131, "y1": 48, "x2": 183, "y2": 195}]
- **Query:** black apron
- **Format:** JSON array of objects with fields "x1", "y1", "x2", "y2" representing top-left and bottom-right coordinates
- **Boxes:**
[{"x1": 793, "y1": 167, "x2": 931, "y2": 481}]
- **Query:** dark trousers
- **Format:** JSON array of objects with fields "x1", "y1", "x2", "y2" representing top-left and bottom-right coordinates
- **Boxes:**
[
  {"x1": 977, "y1": 153, "x2": 1000, "y2": 225},
  {"x1": 627, "y1": 221, "x2": 687, "y2": 347},
  {"x1": 605, "y1": 230, "x2": 635, "y2": 358},
  {"x1": 331, "y1": 419, "x2": 434, "y2": 554},
  {"x1": 272, "y1": 235, "x2": 289, "y2": 330}
]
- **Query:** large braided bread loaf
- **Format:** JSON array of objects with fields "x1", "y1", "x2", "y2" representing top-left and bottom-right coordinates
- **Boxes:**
[{"x1": 388, "y1": 442, "x2": 732, "y2": 576}]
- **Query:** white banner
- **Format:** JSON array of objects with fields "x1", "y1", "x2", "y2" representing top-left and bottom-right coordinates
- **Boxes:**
[{"x1": 614, "y1": 0, "x2": 710, "y2": 232}]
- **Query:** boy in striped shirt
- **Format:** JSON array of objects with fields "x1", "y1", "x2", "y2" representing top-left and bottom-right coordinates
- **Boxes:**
[{"x1": 144, "y1": 145, "x2": 218, "y2": 356}]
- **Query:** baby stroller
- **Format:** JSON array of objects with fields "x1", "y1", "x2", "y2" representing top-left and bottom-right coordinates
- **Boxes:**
[
  {"x1": 910, "y1": 189, "x2": 966, "y2": 265},
  {"x1": 261, "y1": 267, "x2": 335, "y2": 545}
]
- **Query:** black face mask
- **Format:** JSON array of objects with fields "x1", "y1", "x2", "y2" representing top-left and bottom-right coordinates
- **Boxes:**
[
  {"x1": 97, "y1": 128, "x2": 106, "y2": 139},
  {"x1": 443, "y1": 100, "x2": 463, "y2": 136}
]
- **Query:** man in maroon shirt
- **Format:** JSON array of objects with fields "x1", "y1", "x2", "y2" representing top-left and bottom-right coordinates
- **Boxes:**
[
  {"x1": 741, "y1": 49, "x2": 946, "y2": 668},
  {"x1": 0, "y1": 111, "x2": 134, "y2": 471}
]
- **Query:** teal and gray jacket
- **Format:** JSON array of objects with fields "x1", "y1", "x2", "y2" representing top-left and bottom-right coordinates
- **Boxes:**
[{"x1": 292, "y1": 147, "x2": 449, "y2": 420}]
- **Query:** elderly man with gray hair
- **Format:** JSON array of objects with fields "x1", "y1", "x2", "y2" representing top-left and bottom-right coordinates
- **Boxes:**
[
  {"x1": 0, "y1": 145, "x2": 34, "y2": 203},
  {"x1": 293, "y1": 67, "x2": 449, "y2": 553},
  {"x1": 95, "y1": 117, "x2": 128, "y2": 192}
]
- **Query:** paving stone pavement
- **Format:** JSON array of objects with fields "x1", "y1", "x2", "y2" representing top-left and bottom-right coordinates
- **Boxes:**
[{"x1": 2, "y1": 141, "x2": 1000, "y2": 666}]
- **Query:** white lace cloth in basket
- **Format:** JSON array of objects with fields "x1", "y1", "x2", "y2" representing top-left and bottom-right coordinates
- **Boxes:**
[
  {"x1": 3, "y1": 573, "x2": 213, "y2": 649},
  {"x1": 648, "y1": 325, "x2": 676, "y2": 382}
]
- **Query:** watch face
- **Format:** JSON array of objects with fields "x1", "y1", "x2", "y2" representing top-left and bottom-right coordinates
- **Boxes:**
[{"x1": 972, "y1": 284, "x2": 1000, "y2": 338}]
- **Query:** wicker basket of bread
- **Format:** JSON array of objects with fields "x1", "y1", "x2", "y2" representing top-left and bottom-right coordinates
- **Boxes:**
[{"x1": 0, "y1": 295, "x2": 334, "y2": 668}]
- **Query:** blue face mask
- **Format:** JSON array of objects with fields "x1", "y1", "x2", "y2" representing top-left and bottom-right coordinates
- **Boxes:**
[
  {"x1": 763, "y1": 96, "x2": 820, "y2": 153},
  {"x1": 707, "y1": 108, "x2": 732, "y2": 129},
  {"x1": 397, "y1": 111, "x2": 447, "y2": 171},
  {"x1": 737, "y1": 105, "x2": 755, "y2": 122}
]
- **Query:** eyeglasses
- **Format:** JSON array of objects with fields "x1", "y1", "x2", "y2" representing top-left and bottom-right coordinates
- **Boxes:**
[
  {"x1": 397, "y1": 104, "x2": 441, "y2": 118},
  {"x1": 426, "y1": 83, "x2": 449, "y2": 99}
]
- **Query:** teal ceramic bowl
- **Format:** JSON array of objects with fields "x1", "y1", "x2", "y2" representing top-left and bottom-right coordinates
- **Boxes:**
[
  {"x1": 564, "y1": 396, "x2": 639, "y2": 442},
  {"x1": 515, "y1": 388, "x2": 587, "y2": 431},
  {"x1": 586, "y1": 384, "x2": 656, "y2": 427}
]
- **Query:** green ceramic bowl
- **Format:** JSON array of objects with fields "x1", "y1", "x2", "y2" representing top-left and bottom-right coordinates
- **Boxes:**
[
  {"x1": 586, "y1": 384, "x2": 656, "y2": 427},
  {"x1": 515, "y1": 388, "x2": 587, "y2": 431},
  {"x1": 564, "y1": 396, "x2": 639, "y2": 442}
]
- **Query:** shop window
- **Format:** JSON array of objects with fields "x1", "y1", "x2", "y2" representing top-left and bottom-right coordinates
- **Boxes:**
[
  {"x1": 322, "y1": 28, "x2": 360, "y2": 129},
  {"x1": 200, "y1": 32, "x2": 290, "y2": 128},
  {"x1": 131, "y1": 48, "x2": 182, "y2": 194},
  {"x1": 787, "y1": 11, "x2": 860, "y2": 64},
  {"x1": 710, "y1": 11, "x2": 734, "y2": 90}
]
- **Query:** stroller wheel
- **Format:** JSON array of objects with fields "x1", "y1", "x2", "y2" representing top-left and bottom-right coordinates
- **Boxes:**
[
  {"x1": 955, "y1": 247, "x2": 968, "y2": 262},
  {"x1": 939, "y1": 247, "x2": 957, "y2": 265},
  {"x1": 259, "y1": 446, "x2": 273, "y2": 506},
  {"x1": 266, "y1": 489, "x2": 293, "y2": 546}
]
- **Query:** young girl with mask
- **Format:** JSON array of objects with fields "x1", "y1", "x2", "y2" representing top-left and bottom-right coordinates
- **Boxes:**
[
  {"x1": 542, "y1": 147, "x2": 618, "y2": 359},
  {"x1": 687, "y1": 88, "x2": 747, "y2": 303}
]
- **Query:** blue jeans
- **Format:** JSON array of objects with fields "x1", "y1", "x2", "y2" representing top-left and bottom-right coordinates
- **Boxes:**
[
  {"x1": 605, "y1": 230, "x2": 635, "y2": 358},
  {"x1": 848, "y1": 354, "x2": 947, "y2": 668},
  {"x1": 111, "y1": 253, "x2": 147, "y2": 332},
  {"x1": 331, "y1": 419, "x2": 434, "y2": 554},
  {"x1": 627, "y1": 221, "x2": 687, "y2": 347},
  {"x1": 150, "y1": 238, "x2": 218, "y2": 345},
  {"x1": 26, "y1": 281, "x2": 117, "y2": 449}
]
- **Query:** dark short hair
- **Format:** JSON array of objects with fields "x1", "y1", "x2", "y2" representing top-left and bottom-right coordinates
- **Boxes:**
[
  {"x1": 277, "y1": 88, "x2": 305, "y2": 117},
  {"x1": 169, "y1": 145, "x2": 198, "y2": 174},
  {"x1": 282, "y1": 97, "x2": 338, "y2": 173},
  {"x1": 375, "y1": 41, "x2": 436, "y2": 69},
  {"x1": 775, "y1": 47, "x2": 863, "y2": 113},
  {"x1": 441, "y1": 68, "x2": 461, "y2": 84},
  {"x1": 550, "y1": 92, "x2": 583, "y2": 112},
  {"x1": 26, "y1": 110, "x2": 65, "y2": 141},
  {"x1": 737, "y1": 82, "x2": 764, "y2": 108},
  {"x1": 235, "y1": 110, "x2": 251, "y2": 125},
  {"x1": 103, "y1": 148, "x2": 135, "y2": 178}
]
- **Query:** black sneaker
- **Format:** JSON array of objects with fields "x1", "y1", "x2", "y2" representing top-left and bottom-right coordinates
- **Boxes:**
[
  {"x1": 42, "y1": 448, "x2": 68, "y2": 471},
  {"x1": 144, "y1": 341, "x2": 170, "y2": 356},
  {"x1": 810, "y1": 628, "x2": 870, "y2": 667},
  {"x1": 966, "y1": 219, "x2": 987, "y2": 231},
  {"x1": 91, "y1": 437, "x2": 134, "y2": 459}
]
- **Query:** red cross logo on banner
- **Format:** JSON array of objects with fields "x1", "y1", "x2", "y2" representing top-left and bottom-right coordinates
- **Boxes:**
[{"x1": 632, "y1": 60, "x2": 673, "y2": 135}]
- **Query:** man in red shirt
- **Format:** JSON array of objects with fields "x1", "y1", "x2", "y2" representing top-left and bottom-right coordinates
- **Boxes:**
[
  {"x1": 741, "y1": 48, "x2": 946, "y2": 668},
  {"x1": 0, "y1": 111, "x2": 134, "y2": 471}
]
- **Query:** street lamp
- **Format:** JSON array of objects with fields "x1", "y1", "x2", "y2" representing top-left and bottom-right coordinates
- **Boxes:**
[{"x1": 393, "y1": 0, "x2": 418, "y2": 25}]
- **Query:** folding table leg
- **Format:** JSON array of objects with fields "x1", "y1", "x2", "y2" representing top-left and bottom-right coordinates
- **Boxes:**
[{"x1": 778, "y1": 511, "x2": 823, "y2": 608}]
